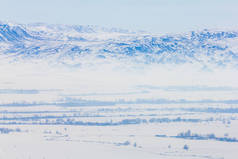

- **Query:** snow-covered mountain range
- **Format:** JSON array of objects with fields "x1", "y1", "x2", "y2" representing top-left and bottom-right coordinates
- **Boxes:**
[{"x1": 1, "y1": 21, "x2": 238, "y2": 68}]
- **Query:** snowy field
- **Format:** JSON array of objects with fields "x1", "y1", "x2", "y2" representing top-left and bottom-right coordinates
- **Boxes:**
[
  {"x1": 1, "y1": 102, "x2": 238, "y2": 159},
  {"x1": 1, "y1": 80, "x2": 238, "y2": 159}
]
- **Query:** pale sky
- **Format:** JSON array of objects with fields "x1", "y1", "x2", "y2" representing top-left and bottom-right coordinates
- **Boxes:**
[{"x1": 0, "y1": 0, "x2": 237, "y2": 34}]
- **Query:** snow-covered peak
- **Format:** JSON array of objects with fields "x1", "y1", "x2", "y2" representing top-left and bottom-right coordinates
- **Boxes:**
[{"x1": 0, "y1": 22, "x2": 238, "y2": 69}]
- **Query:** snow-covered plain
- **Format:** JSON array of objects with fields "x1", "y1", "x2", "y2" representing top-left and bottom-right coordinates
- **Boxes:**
[{"x1": 1, "y1": 22, "x2": 238, "y2": 159}]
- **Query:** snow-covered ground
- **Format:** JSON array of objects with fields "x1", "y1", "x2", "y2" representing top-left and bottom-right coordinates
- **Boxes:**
[
  {"x1": 1, "y1": 77, "x2": 238, "y2": 159},
  {"x1": 1, "y1": 102, "x2": 238, "y2": 159}
]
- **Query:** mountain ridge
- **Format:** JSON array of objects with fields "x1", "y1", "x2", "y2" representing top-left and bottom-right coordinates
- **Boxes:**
[{"x1": 0, "y1": 22, "x2": 238, "y2": 69}]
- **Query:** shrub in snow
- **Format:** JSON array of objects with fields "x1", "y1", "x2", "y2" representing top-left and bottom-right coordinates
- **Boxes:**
[{"x1": 183, "y1": 144, "x2": 189, "y2": 150}]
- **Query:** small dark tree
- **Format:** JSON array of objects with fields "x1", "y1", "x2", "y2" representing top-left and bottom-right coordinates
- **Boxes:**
[{"x1": 183, "y1": 144, "x2": 189, "y2": 150}]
